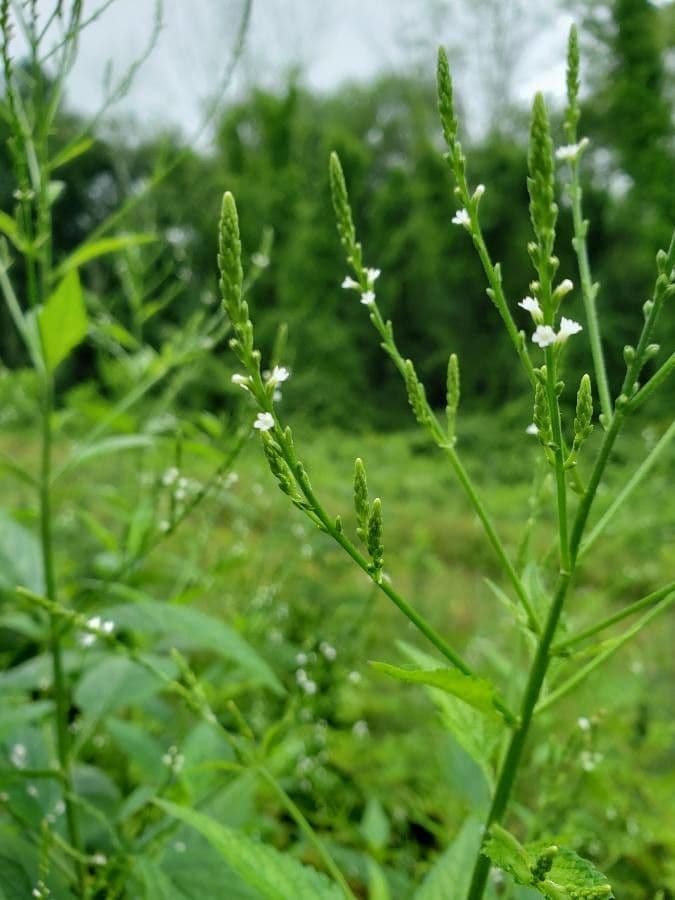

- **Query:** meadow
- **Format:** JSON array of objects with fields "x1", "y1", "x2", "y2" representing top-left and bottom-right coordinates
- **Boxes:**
[{"x1": 0, "y1": 2, "x2": 674, "y2": 898}]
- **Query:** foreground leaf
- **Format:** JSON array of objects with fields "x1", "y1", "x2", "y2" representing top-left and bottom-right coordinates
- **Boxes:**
[
  {"x1": 103, "y1": 600, "x2": 284, "y2": 694},
  {"x1": 37, "y1": 270, "x2": 88, "y2": 370},
  {"x1": 56, "y1": 233, "x2": 155, "y2": 275},
  {"x1": 414, "y1": 818, "x2": 486, "y2": 900},
  {"x1": 484, "y1": 824, "x2": 614, "y2": 899},
  {"x1": 155, "y1": 800, "x2": 344, "y2": 900},
  {"x1": 370, "y1": 661, "x2": 505, "y2": 720}
]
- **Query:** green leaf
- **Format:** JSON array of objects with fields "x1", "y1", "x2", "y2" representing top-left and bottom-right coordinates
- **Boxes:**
[
  {"x1": 56, "y1": 233, "x2": 155, "y2": 276},
  {"x1": 360, "y1": 797, "x2": 390, "y2": 853},
  {"x1": 484, "y1": 824, "x2": 532, "y2": 885},
  {"x1": 0, "y1": 211, "x2": 25, "y2": 252},
  {"x1": 484, "y1": 825, "x2": 615, "y2": 899},
  {"x1": 69, "y1": 434, "x2": 155, "y2": 467},
  {"x1": 37, "y1": 270, "x2": 88, "y2": 370},
  {"x1": 155, "y1": 800, "x2": 344, "y2": 900},
  {"x1": 0, "y1": 856, "x2": 32, "y2": 900},
  {"x1": 49, "y1": 136, "x2": 95, "y2": 171},
  {"x1": 414, "y1": 818, "x2": 485, "y2": 900},
  {"x1": 399, "y1": 642, "x2": 501, "y2": 782},
  {"x1": 370, "y1": 661, "x2": 505, "y2": 720},
  {"x1": 106, "y1": 717, "x2": 166, "y2": 778},
  {"x1": 103, "y1": 600, "x2": 284, "y2": 695},
  {"x1": 0, "y1": 508, "x2": 44, "y2": 594},
  {"x1": 74, "y1": 655, "x2": 178, "y2": 717}
]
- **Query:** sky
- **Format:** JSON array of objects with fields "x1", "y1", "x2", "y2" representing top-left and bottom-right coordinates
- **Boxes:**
[{"x1": 11, "y1": 0, "x2": 582, "y2": 145}]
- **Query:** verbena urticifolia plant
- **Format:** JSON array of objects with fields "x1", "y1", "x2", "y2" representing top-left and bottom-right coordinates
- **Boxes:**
[{"x1": 219, "y1": 26, "x2": 674, "y2": 900}]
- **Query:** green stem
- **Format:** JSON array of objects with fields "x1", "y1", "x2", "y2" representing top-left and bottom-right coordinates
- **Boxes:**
[
  {"x1": 569, "y1": 160, "x2": 612, "y2": 422},
  {"x1": 258, "y1": 766, "x2": 356, "y2": 899},
  {"x1": 39, "y1": 378, "x2": 85, "y2": 892},
  {"x1": 545, "y1": 349, "x2": 570, "y2": 572},
  {"x1": 553, "y1": 582, "x2": 675, "y2": 653},
  {"x1": 465, "y1": 571, "x2": 573, "y2": 900},
  {"x1": 629, "y1": 352, "x2": 675, "y2": 412},
  {"x1": 578, "y1": 420, "x2": 675, "y2": 560},
  {"x1": 537, "y1": 591, "x2": 675, "y2": 714}
]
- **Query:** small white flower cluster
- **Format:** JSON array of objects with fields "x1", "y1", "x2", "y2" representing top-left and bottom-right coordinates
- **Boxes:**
[
  {"x1": 45, "y1": 799, "x2": 66, "y2": 825},
  {"x1": 251, "y1": 251, "x2": 270, "y2": 269},
  {"x1": 80, "y1": 616, "x2": 114, "y2": 648},
  {"x1": 254, "y1": 411, "x2": 275, "y2": 432},
  {"x1": 32, "y1": 881, "x2": 50, "y2": 899},
  {"x1": 232, "y1": 364, "x2": 290, "y2": 403},
  {"x1": 518, "y1": 288, "x2": 582, "y2": 348},
  {"x1": 555, "y1": 138, "x2": 589, "y2": 162},
  {"x1": 319, "y1": 641, "x2": 337, "y2": 661},
  {"x1": 162, "y1": 745, "x2": 184, "y2": 774},
  {"x1": 296, "y1": 667, "x2": 318, "y2": 695},
  {"x1": 580, "y1": 749, "x2": 604, "y2": 772},
  {"x1": 341, "y1": 267, "x2": 380, "y2": 306},
  {"x1": 451, "y1": 208, "x2": 471, "y2": 228},
  {"x1": 532, "y1": 318, "x2": 583, "y2": 348}
]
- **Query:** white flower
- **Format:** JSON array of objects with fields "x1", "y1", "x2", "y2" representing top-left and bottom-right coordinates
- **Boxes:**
[
  {"x1": 525, "y1": 423, "x2": 539, "y2": 436},
  {"x1": 253, "y1": 412, "x2": 275, "y2": 432},
  {"x1": 302, "y1": 679, "x2": 318, "y2": 695},
  {"x1": 518, "y1": 296, "x2": 543, "y2": 322},
  {"x1": 10, "y1": 743, "x2": 27, "y2": 768},
  {"x1": 352, "y1": 719, "x2": 369, "y2": 738},
  {"x1": 452, "y1": 208, "x2": 471, "y2": 227},
  {"x1": 472, "y1": 183, "x2": 485, "y2": 200},
  {"x1": 231, "y1": 373, "x2": 250, "y2": 389},
  {"x1": 341, "y1": 275, "x2": 359, "y2": 290},
  {"x1": 532, "y1": 325, "x2": 557, "y2": 348},
  {"x1": 555, "y1": 138, "x2": 589, "y2": 162},
  {"x1": 348, "y1": 670, "x2": 362, "y2": 684},
  {"x1": 267, "y1": 365, "x2": 290, "y2": 386},
  {"x1": 556, "y1": 317, "x2": 583, "y2": 342},
  {"x1": 319, "y1": 641, "x2": 337, "y2": 661},
  {"x1": 162, "y1": 745, "x2": 184, "y2": 774},
  {"x1": 360, "y1": 291, "x2": 375, "y2": 306},
  {"x1": 577, "y1": 716, "x2": 591, "y2": 731},
  {"x1": 161, "y1": 466, "x2": 179, "y2": 486},
  {"x1": 365, "y1": 267, "x2": 381, "y2": 286},
  {"x1": 91, "y1": 853, "x2": 107, "y2": 866}
]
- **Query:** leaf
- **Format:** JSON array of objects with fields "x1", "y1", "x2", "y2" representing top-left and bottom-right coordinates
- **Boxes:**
[
  {"x1": 370, "y1": 661, "x2": 505, "y2": 720},
  {"x1": 0, "y1": 211, "x2": 25, "y2": 252},
  {"x1": 399, "y1": 642, "x2": 501, "y2": 783},
  {"x1": 69, "y1": 434, "x2": 155, "y2": 467},
  {"x1": 155, "y1": 799, "x2": 344, "y2": 900},
  {"x1": 414, "y1": 818, "x2": 485, "y2": 900},
  {"x1": 56, "y1": 234, "x2": 155, "y2": 275},
  {"x1": 106, "y1": 717, "x2": 165, "y2": 778},
  {"x1": 103, "y1": 600, "x2": 284, "y2": 695},
  {"x1": 360, "y1": 797, "x2": 390, "y2": 852},
  {"x1": 484, "y1": 825, "x2": 615, "y2": 899},
  {"x1": 49, "y1": 136, "x2": 95, "y2": 170},
  {"x1": 0, "y1": 701, "x2": 53, "y2": 740},
  {"x1": 0, "y1": 856, "x2": 32, "y2": 900},
  {"x1": 484, "y1": 824, "x2": 532, "y2": 885},
  {"x1": 74, "y1": 655, "x2": 178, "y2": 717},
  {"x1": 37, "y1": 270, "x2": 88, "y2": 370},
  {"x1": 0, "y1": 508, "x2": 44, "y2": 594}
]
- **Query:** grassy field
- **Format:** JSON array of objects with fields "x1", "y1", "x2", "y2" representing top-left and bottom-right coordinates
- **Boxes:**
[{"x1": 2, "y1": 405, "x2": 672, "y2": 896}]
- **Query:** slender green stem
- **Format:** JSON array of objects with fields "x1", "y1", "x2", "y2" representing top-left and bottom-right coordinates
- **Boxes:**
[
  {"x1": 629, "y1": 352, "x2": 675, "y2": 412},
  {"x1": 537, "y1": 591, "x2": 675, "y2": 714},
  {"x1": 466, "y1": 571, "x2": 573, "y2": 900},
  {"x1": 579, "y1": 420, "x2": 675, "y2": 560},
  {"x1": 39, "y1": 378, "x2": 84, "y2": 892},
  {"x1": 568, "y1": 160, "x2": 612, "y2": 422},
  {"x1": 545, "y1": 349, "x2": 570, "y2": 572},
  {"x1": 368, "y1": 305, "x2": 537, "y2": 632},
  {"x1": 553, "y1": 582, "x2": 675, "y2": 653},
  {"x1": 258, "y1": 766, "x2": 356, "y2": 899}
]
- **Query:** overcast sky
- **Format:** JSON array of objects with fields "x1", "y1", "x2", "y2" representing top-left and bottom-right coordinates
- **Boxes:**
[{"x1": 12, "y1": 0, "x2": 582, "y2": 144}]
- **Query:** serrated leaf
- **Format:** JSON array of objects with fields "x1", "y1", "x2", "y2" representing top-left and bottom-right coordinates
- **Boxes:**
[
  {"x1": 399, "y1": 642, "x2": 501, "y2": 783},
  {"x1": 103, "y1": 600, "x2": 283, "y2": 695},
  {"x1": 37, "y1": 270, "x2": 88, "y2": 370},
  {"x1": 539, "y1": 847, "x2": 614, "y2": 899},
  {"x1": 414, "y1": 818, "x2": 485, "y2": 900},
  {"x1": 484, "y1": 824, "x2": 532, "y2": 885},
  {"x1": 155, "y1": 799, "x2": 344, "y2": 900},
  {"x1": 370, "y1": 661, "x2": 504, "y2": 720}
]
